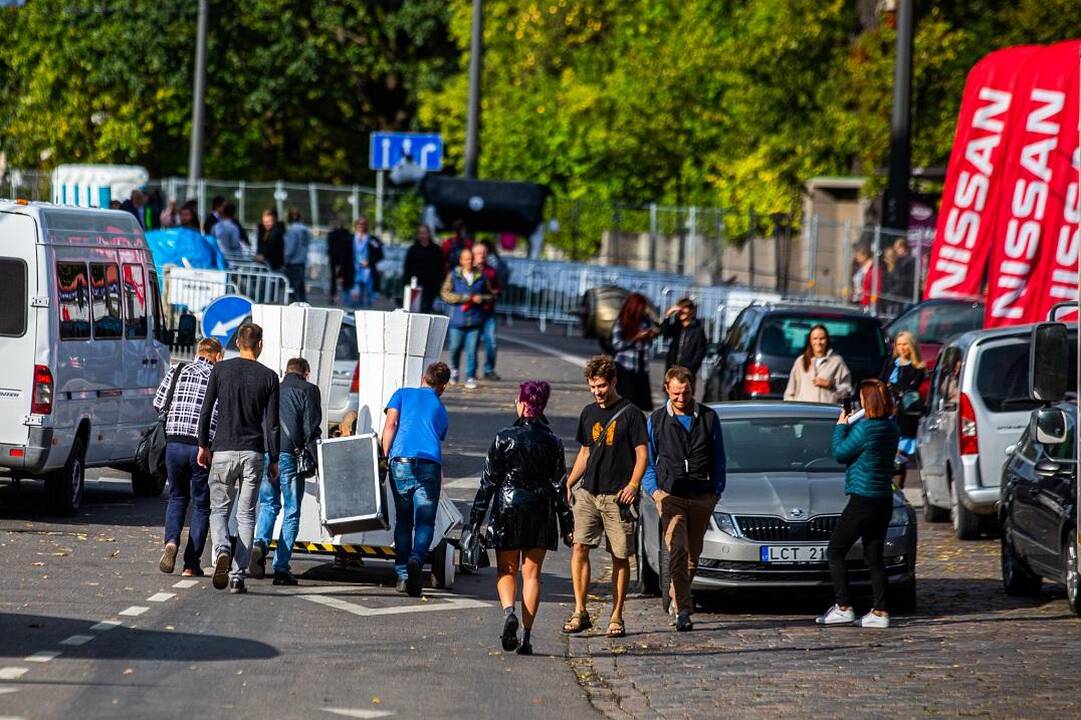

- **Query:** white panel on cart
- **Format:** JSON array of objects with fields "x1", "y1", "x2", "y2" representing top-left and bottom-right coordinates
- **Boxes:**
[
  {"x1": 303, "y1": 310, "x2": 328, "y2": 349},
  {"x1": 281, "y1": 305, "x2": 307, "y2": 348},
  {"x1": 384, "y1": 311, "x2": 409, "y2": 354},
  {"x1": 317, "y1": 433, "x2": 388, "y2": 534},
  {"x1": 405, "y1": 314, "x2": 432, "y2": 356}
]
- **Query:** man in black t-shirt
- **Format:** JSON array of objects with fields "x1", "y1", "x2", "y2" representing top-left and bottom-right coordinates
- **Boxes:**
[{"x1": 562, "y1": 356, "x2": 648, "y2": 639}]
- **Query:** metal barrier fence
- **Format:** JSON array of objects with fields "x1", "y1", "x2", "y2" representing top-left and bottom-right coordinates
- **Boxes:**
[{"x1": 162, "y1": 264, "x2": 291, "y2": 332}]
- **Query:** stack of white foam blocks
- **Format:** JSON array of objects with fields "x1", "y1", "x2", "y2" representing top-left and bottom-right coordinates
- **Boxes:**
[
  {"x1": 251, "y1": 303, "x2": 344, "y2": 438},
  {"x1": 353, "y1": 309, "x2": 449, "y2": 437}
]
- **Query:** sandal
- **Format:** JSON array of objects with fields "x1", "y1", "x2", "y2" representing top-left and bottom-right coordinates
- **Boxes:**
[
  {"x1": 562, "y1": 611, "x2": 592, "y2": 634},
  {"x1": 606, "y1": 619, "x2": 626, "y2": 638}
]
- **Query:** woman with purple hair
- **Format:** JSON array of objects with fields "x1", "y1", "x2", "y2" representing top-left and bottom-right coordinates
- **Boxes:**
[{"x1": 469, "y1": 380, "x2": 574, "y2": 655}]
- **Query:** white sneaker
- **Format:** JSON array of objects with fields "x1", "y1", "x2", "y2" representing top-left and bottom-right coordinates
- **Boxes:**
[
  {"x1": 860, "y1": 611, "x2": 890, "y2": 628},
  {"x1": 449, "y1": 370, "x2": 460, "y2": 385},
  {"x1": 464, "y1": 377, "x2": 478, "y2": 390},
  {"x1": 815, "y1": 604, "x2": 856, "y2": 625}
]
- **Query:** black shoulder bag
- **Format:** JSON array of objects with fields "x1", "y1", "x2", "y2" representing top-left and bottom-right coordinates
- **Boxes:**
[
  {"x1": 281, "y1": 416, "x2": 318, "y2": 479},
  {"x1": 136, "y1": 362, "x2": 187, "y2": 479}
]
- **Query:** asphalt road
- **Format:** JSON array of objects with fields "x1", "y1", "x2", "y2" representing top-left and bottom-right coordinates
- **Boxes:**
[{"x1": 0, "y1": 323, "x2": 607, "y2": 720}]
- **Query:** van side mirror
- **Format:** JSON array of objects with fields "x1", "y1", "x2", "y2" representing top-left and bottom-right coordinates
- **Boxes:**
[
  {"x1": 176, "y1": 312, "x2": 197, "y2": 348},
  {"x1": 1033, "y1": 407, "x2": 1069, "y2": 445},
  {"x1": 1030, "y1": 322, "x2": 1069, "y2": 403}
]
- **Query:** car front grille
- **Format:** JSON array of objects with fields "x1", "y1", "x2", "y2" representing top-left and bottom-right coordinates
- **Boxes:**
[{"x1": 734, "y1": 515, "x2": 841, "y2": 542}]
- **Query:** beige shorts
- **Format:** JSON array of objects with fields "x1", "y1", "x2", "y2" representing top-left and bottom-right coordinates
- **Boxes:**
[{"x1": 571, "y1": 486, "x2": 636, "y2": 559}]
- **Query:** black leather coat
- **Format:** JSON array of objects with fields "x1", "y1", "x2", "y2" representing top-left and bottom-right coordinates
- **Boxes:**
[{"x1": 469, "y1": 416, "x2": 573, "y2": 551}]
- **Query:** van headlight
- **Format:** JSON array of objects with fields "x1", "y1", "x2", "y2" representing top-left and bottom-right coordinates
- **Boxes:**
[
  {"x1": 889, "y1": 505, "x2": 911, "y2": 527},
  {"x1": 713, "y1": 512, "x2": 741, "y2": 537}
]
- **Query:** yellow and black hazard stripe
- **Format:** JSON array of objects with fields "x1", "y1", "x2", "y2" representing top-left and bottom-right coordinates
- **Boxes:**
[{"x1": 268, "y1": 541, "x2": 396, "y2": 558}]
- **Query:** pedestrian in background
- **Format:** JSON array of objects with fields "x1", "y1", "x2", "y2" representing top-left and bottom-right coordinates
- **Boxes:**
[
  {"x1": 563, "y1": 356, "x2": 648, "y2": 639},
  {"x1": 660, "y1": 298, "x2": 707, "y2": 377},
  {"x1": 363, "y1": 217, "x2": 385, "y2": 300},
  {"x1": 403, "y1": 223, "x2": 445, "y2": 314},
  {"x1": 611, "y1": 292, "x2": 657, "y2": 411},
  {"x1": 642, "y1": 366, "x2": 725, "y2": 631},
  {"x1": 441, "y1": 246, "x2": 493, "y2": 390},
  {"x1": 472, "y1": 243, "x2": 501, "y2": 380},
  {"x1": 441, "y1": 220, "x2": 473, "y2": 269},
  {"x1": 213, "y1": 202, "x2": 244, "y2": 259},
  {"x1": 160, "y1": 198, "x2": 179, "y2": 228},
  {"x1": 326, "y1": 215, "x2": 353, "y2": 304},
  {"x1": 180, "y1": 201, "x2": 200, "y2": 230},
  {"x1": 250, "y1": 357, "x2": 321, "y2": 586},
  {"x1": 879, "y1": 330, "x2": 925, "y2": 488},
  {"x1": 381, "y1": 362, "x2": 451, "y2": 597},
  {"x1": 349, "y1": 217, "x2": 377, "y2": 309},
  {"x1": 155, "y1": 338, "x2": 223, "y2": 577},
  {"x1": 851, "y1": 244, "x2": 872, "y2": 304},
  {"x1": 120, "y1": 190, "x2": 147, "y2": 230},
  {"x1": 256, "y1": 208, "x2": 285, "y2": 272},
  {"x1": 818, "y1": 379, "x2": 900, "y2": 629},
  {"x1": 198, "y1": 323, "x2": 281, "y2": 594},
  {"x1": 783, "y1": 325, "x2": 852, "y2": 404},
  {"x1": 890, "y1": 236, "x2": 916, "y2": 305},
  {"x1": 283, "y1": 208, "x2": 311, "y2": 302},
  {"x1": 203, "y1": 195, "x2": 225, "y2": 236},
  {"x1": 469, "y1": 381, "x2": 573, "y2": 655}
]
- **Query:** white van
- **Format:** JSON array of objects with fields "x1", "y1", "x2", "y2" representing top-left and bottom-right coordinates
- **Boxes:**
[{"x1": 0, "y1": 201, "x2": 170, "y2": 515}]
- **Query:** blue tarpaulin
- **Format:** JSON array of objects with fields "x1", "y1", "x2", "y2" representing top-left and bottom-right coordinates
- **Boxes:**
[{"x1": 144, "y1": 227, "x2": 227, "y2": 275}]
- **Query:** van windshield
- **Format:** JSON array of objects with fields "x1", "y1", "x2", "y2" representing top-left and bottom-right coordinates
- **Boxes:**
[
  {"x1": 0, "y1": 258, "x2": 27, "y2": 337},
  {"x1": 977, "y1": 339, "x2": 1078, "y2": 413}
]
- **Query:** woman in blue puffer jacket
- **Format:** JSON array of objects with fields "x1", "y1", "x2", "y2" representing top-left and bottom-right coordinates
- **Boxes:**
[{"x1": 817, "y1": 379, "x2": 900, "y2": 629}]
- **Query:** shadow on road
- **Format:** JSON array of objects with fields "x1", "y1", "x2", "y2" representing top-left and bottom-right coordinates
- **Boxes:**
[{"x1": 0, "y1": 478, "x2": 164, "y2": 528}]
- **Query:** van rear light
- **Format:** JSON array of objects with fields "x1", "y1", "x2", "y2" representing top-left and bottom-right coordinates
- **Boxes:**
[
  {"x1": 9, "y1": 448, "x2": 24, "y2": 457},
  {"x1": 350, "y1": 362, "x2": 359, "y2": 393},
  {"x1": 31, "y1": 364, "x2": 53, "y2": 415},
  {"x1": 743, "y1": 362, "x2": 771, "y2": 396},
  {"x1": 959, "y1": 391, "x2": 978, "y2": 456}
]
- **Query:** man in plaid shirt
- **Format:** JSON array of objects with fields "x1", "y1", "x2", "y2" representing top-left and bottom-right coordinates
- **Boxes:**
[{"x1": 155, "y1": 338, "x2": 223, "y2": 577}]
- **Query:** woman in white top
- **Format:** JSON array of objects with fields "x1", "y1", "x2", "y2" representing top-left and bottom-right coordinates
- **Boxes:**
[{"x1": 783, "y1": 325, "x2": 852, "y2": 404}]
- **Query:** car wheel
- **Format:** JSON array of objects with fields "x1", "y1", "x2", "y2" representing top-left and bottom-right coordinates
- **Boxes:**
[
  {"x1": 950, "y1": 476, "x2": 981, "y2": 540},
  {"x1": 1065, "y1": 532, "x2": 1081, "y2": 616},
  {"x1": 430, "y1": 539, "x2": 455, "y2": 589},
  {"x1": 889, "y1": 577, "x2": 917, "y2": 614},
  {"x1": 1000, "y1": 519, "x2": 1041, "y2": 596},
  {"x1": 634, "y1": 520, "x2": 660, "y2": 596},
  {"x1": 658, "y1": 528, "x2": 673, "y2": 613},
  {"x1": 132, "y1": 467, "x2": 166, "y2": 498},
  {"x1": 45, "y1": 435, "x2": 86, "y2": 517}
]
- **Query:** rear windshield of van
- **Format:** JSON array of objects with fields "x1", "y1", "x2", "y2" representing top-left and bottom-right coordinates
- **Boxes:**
[
  {"x1": 976, "y1": 339, "x2": 1078, "y2": 413},
  {"x1": 0, "y1": 258, "x2": 27, "y2": 337},
  {"x1": 757, "y1": 315, "x2": 886, "y2": 362}
]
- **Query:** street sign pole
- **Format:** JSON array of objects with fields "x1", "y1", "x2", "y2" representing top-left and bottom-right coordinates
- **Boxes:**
[
  {"x1": 187, "y1": 0, "x2": 208, "y2": 191},
  {"x1": 375, "y1": 170, "x2": 385, "y2": 238},
  {"x1": 463, "y1": 0, "x2": 483, "y2": 178}
]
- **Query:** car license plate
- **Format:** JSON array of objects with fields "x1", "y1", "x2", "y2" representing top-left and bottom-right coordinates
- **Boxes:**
[{"x1": 760, "y1": 545, "x2": 828, "y2": 563}]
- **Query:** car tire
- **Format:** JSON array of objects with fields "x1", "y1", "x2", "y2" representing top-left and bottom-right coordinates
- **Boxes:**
[
  {"x1": 1065, "y1": 532, "x2": 1081, "y2": 616},
  {"x1": 132, "y1": 468, "x2": 166, "y2": 498},
  {"x1": 634, "y1": 521, "x2": 660, "y2": 596},
  {"x1": 430, "y1": 538, "x2": 455, "y2": 590},
  {"x1": 45, "y1": 435, "x2": 86, "y2": 517},
  {"x1": 1000, "y1": 519, "x2": 1041, "y2": 596},
  {"x1": 888, "y1": 578, "x2": 917, "y2": 614},
  {"x1": 950, "y1": 477, "x2": 981, "y2": 540},
  {"x1": 658, "y1": 528, "x2": 673, "y2": 613}
]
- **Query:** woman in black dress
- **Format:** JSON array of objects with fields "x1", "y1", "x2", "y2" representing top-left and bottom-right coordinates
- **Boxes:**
[
  {"x1": 879, "y1": 330, "x2": 926, "y2": 488},
  {"x1": 468, "y1": 381, "x2": 573, "y2": 655}
]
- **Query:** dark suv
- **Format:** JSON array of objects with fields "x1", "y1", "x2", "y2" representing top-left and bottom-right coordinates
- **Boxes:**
[
  {"x1": 704, "y1": 304, "x2": 888, "y2": 402},
  {"x1": 999, "y1": 400, "x2": 1079, "y2": 613}
]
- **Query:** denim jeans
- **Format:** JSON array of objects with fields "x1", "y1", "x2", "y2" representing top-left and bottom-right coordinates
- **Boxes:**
[
  {"x1": 389, "y1": 458, "x2": 442, "y2": 579},
  {"x1": 208, "y1": 450, "x2": 265, "y2": 581},
  {"x1": 163, "y1": 443, "x2": 211, "y2": 572},
  {"x1": 284, "y1": 264, "x2": 306, "y2": 302},
  {"x1": 447, "y1": 326, "x2": 480, "y2": 380},
  {"x1": 349, "y1": 272, "x2": 374, "y2": 309},
  {"x1": 480, "y1": 314, "x2": 497, "y2": 375},
  {"x1": 254, "y1": 452, "x2": 304, "y2": 573}
]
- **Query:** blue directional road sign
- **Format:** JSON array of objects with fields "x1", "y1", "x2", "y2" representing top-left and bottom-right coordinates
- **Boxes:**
[
  {"x1": 201, "y1": 295, "x2": 252, "y2": 348},
  {"x1": 369, "y1": 132, "x2": 443, "y2": 172}
]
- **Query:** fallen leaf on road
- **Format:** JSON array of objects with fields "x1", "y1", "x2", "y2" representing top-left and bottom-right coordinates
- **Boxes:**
[
  {"x1": 123, "y1": 668, "x2": 133, "y2": 675},
  {"x1": 371, "y1": 696, "x2": 381, "y2": 705},
  {"x1": 32, "y1": 561, "x2": 44, "y2": 567},
  {"x1": 165, "y1": 625, "x2": 175, "y2": 631},
  {"x1": 111, "y1": 549, "x2": 120, "y2": 557}
]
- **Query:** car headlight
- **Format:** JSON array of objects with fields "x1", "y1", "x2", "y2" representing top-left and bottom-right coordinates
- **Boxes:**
[
  {"x1": 713, "y1": 512, "x2": 741, "y2": 537},
  {"x1": 889, "y1": 505, "x2": 911, "y2": 527}
]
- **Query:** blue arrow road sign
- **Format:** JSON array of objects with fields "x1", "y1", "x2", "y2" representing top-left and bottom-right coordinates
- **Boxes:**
[
  {"x1": 369, "y1": 132, "x2": 443, "y2": 172},
  {"x1": 202, "y1": 295, "x2": 252, "y2": 347}
]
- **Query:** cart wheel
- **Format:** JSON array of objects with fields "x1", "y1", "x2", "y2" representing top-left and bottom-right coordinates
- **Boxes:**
[{"x1": 431, "y1": 539, "x2": 456, "y2": 589}]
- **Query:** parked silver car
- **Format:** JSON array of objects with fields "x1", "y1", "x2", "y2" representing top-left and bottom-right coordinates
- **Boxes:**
[
  {"x1": 636, "y1": 402, "x2": 918, "y2": 611},
  {"x1": 917, "y1": 324, "x2": 1077, "y2": 539},
  {"x1": 326, "y1": 314, "x2": 359, "y2": 434}
]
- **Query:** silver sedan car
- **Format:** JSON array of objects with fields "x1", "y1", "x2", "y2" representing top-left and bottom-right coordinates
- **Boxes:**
[{"x1": 636, "y1": 402, "x2": 918, "y2": 611}]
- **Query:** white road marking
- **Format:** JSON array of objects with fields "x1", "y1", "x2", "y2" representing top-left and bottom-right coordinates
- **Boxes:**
[
  {"x1": 500, "y1": 334, "x2": 587, "y2": 368},
  {"x1": 58, "y1": 635, "x2": 94, "y2": 647},
  {"x1": 0, "y1": 668, "x2": 28, "y2": 680},
  {"x1": 322, "y1": 709, "x2": 395, "y2": 719},
  {"x1": 24, "y1": 651, "x2": 60, "y2": 663},
  {"x1": 90, "y1": 620, "x2": 121, "y2": 632},
  {"x1": 118, "y1": 606, "x2": 149, "y2": 617},
  {"x1": 173, "y1": 579, "x2": 200, "y2": 589},
  {"x1": 147, "y1": 592, "x2": 176, "y2": 602},
  {"x1": 0, "y1": 687, "x2": 20, "y2": 695},
  {"x1": 300, "y1": 593, "x2": 489, "y2": 618},
  {"x1": 0, "y1": 715, "x2": 27, "y2": 720}
]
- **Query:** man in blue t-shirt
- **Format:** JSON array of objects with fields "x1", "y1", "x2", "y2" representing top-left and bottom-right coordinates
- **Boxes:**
[{"x1": 381, "y1": 361, "x2": 451, "y2": 596}]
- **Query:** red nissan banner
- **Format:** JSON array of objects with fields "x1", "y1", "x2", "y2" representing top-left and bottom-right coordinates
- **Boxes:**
[
  {"x1": 985, "y1": 41, "x2": 1081, "y2": 327},
  {"x1": 925, "y1": 46, "x2": 1040, "y2": 301}
]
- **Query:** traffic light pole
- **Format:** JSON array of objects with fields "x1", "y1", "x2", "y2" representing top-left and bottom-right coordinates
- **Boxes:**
[{"x1": 187, "y1": 0, "x2": 208, "y2": 193}]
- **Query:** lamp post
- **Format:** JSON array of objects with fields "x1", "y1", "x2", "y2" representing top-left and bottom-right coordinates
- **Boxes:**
[
  {"x1": 187, "y1": 0, "x2": 208, "y2": 192},
  {"x1": 462, "y1": 0, "x2": 482, "y2": 179},
  {"x1": 883, "y1": 0, "x2": 914, "y2": 232}
]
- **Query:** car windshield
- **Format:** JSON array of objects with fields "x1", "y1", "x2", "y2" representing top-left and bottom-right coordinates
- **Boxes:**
[
  {"x1": 336, "y1": 322, "x2": 358, "y2": 362},
  {"x1": 977, "y1": 339, "x2": 1078, "y2": 413},
  {"x1": 720, "y1": 417, "x2": 844, "y2": 473},
  {"x1": 888, "y1": 302, "x2": 983, "y2": 345},
  {"x1": 757, "y1": 315, "x2": 886, "y2": 362}
]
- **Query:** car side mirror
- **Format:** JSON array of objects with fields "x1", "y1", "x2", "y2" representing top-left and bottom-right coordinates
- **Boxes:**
[
  {"x1": 1035, "y1": 458, "x2": 1065, "y2": 479},
  {"x1": 1033, "y1": 407, "x2": 1069, "y2": 445},
  {"x1": 1030, "y1": 322, "x2": 1069, "y2": 403}
]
